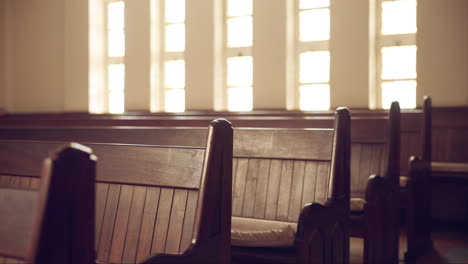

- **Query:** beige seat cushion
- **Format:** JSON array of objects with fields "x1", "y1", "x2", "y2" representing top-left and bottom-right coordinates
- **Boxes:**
[
  {"x1": 231, "y1": 217, "x2": 297, "y2": 247},
  {"x1": 350, "y1": 198, "x2": 365, "y2": 213},
  {"x1": 400, "y1": 176, "x2": 409, "y2": 188}
]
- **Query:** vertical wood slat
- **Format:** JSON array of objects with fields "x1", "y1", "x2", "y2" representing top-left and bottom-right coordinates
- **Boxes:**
[
  {"x1": 276, "y1": 160, "x2": 294, "y2": 221},
  {"x1": 232, "y1": 158, "x2": 248, "y2": 216},
  {"x1": 95, "y1": 183, "x2": 110, "y2": 250},
  {"x1": 314, "y1": 162, "x2": 330, "y2": 204},
  {"x1": 302, "y1": 161, "x2": 318, "y2": 208},
  {"x1": 151, "y1": 188, "x2": 174, "y2": 253},
  {"x1": 109, "y1": 185, "x2": 134, "y2": 263},
  {"x1": 8, "y1": 176, "x2": 20, "y2": 188},
  {"x1": 288, "y1": 161, "x2": 306, "y2": 222},
  {"x1": 97, "y1": 184, "x2": 121, "y2": 263},
  {"x1": 350, "y1": 144, "x2": 362, "y2": 196},
  {"x1": 122, "y1": 186, "x2": 147, "y2": 264},
  {"x1": 0, "y1": 175, "x2": 10, "y2": 186},
  {"x1": 136, "y1": 187, "x2": 161, "y2": 263},
  {"x1": 179, "y1": 190, "x2": 198, "y2": 253},
  {"x1": 232, "y1": 158, "x2": 238, "y2": 195},
  {"x1": 29, "y1": 178, "x2": 40, "y2": 190},
  {"x1": 19, "y1": 177, "x2": 30, "y2": 189},
  {"x1": 242, "y1": 159, "x2": 260, "y2": 217},
  {"x1": 165, "y1": 189, "x2": 189, "y2": 254},
  {"x1": 370, "y1": 144, "x2": 384, "y2": 178},
  {"x1": 355, "y1": 145, "x2": 372, "y2": 196},
  {"x1": 264, "y1": 160, "x2": 282, "y2": 220},
  {"x1": 253, "y1": 159, "x2": 271, "y2": 219}
]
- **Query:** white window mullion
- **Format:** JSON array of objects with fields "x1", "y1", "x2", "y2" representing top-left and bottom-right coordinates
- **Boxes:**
[
  {"x1": 225, "y1": 0, "x2": 253, "y2": 111},
  {"x1": 296, "y1": 0, "x2": 330, "y2": 111},
  {"x1": 378, "y1": 0, "x2": 417, "y2": 109}
]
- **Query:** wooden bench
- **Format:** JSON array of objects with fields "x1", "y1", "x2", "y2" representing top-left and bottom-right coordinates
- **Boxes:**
[
  {"x1": 349, "y1": 102, "x2": 401, "y2": 264},
  {"x1": 0, "y1": 109, "x2": 352, "y2": 263},
  {"x1": 0, "y1": 112, "x2": 421, "y2": 177},
  {"x1": 404, "y1": 96, "x2": 432, "y2": 262},
  {"x1": 0, "y1": 119, "x2": 233, "y2": 264},
  {"x1": 0, "y1": 143, "x2": 96, "y2": 264},
  {"x1": 0, "y1": 108, "x2": 408, "y2": 263}
]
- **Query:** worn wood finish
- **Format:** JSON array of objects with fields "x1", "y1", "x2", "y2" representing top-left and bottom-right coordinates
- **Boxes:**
[
  {"x1": 0, "y1": 119, "x2": 234, "y2": 264},
  {"x1": 0, "y1": 144, "x2": 96, "y2": 264}
]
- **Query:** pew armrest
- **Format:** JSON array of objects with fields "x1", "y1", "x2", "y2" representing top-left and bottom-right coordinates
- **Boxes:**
[
  {"x1": 295, "y1": 202, "x2": 349, "y2": 264},
  {"x1": 364, "y1": 174, "x2": 399, "y2": 264}
]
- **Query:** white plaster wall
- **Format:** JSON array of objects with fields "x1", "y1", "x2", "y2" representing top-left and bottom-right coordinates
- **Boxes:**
[
  {"x1": 4, "y1": 0, "x2": 65, "y2": 112},
  {"x1": 417, "y1": 0, "x2": 468, "y2": 107}
]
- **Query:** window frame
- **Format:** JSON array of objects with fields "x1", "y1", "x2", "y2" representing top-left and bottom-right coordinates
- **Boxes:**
[
  {"x1": 223, "y1": 0, "x2": 253, "y2": 112},
  {"x1": 376, "y1": 0, "x2": 417, "y2": 109},
  {"x1": 294, "y1": 0, "x2": 331, "y2": 111},
  {"x1": 105, "y1": 0, "x2": 126, "y2": 114}
]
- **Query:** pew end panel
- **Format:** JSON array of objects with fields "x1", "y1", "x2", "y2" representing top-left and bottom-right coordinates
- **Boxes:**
[
  {"x1": 0, "y1": 143, "x2": 97, "y2": 264},
  {"x1": 405, "y1": 156, "x2": 433, "y2": 262},
  {"x1": 404, "y1": 96, "x2": 434, "y2": 262},
  {"x1": 349, "y1": 101, "x2": 401, "y2": 264}
]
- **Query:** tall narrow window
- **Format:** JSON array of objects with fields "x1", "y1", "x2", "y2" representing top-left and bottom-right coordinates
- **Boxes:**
[
  {"x1": 163, "y1": 0, "x2": 186, "y2": 112},
  {"x1": 107, "y1": 1, "x2": 125, "y2": 113},
  {"x1": 378, "y1": 0, "x2": 417, "y2": 109},
  {"x1": 297, "y1": 0, "x2": 330, "y2": 110},
  {"x1": 226, "y1": 0, "x2": 253, "y2": 111}
]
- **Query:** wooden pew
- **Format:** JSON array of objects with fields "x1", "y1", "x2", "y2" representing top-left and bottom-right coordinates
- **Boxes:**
[
  {"x1": 404, "y1": 96, "x2": 433, "y2": 262},
  {"x1": 0, "y1": 112, "x2": 421, "y2": 177},
  {"x1": 352, "y1": 102, "x2": 401, "y2": 264},
  {"x1": 229, "y1": 108, "x2": 351, "y2": 264},
  {"x1": 0, "y1": 119, "x2": 233, "y2": 264},
  {"x1": 0, "y1": 109, "x2": 401, "y2": 263},
  {"x1": 0, "y1": 143, "x2": 96, "y2": 264},
  {"x1": 0, "y1": 109, "x2": 353, "y2": 264}
]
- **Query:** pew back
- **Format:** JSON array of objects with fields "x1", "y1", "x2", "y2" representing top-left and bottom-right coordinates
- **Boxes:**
[
  {"x1": 0, "y1": 123, "x2": 389, "y2": 199},
  {"x1": 0, "y1": 137, "x2": 219, "y2": 264},
  {"x1": 231, "y1": 128, "x2": 334, "y2": 224}
]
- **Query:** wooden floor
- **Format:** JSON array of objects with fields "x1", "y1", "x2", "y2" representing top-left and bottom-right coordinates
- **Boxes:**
[{"x1": 350, "y1": 226, "x2": 468, "y2": 264}]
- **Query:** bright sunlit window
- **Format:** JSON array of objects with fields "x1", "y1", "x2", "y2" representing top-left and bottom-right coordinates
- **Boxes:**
[
  {"x1": 379, "y1": 0, "x2": 417, "y2": 109},
  {"x1": 106, "y1": 1, "x2": 125, "y2": 113},
  {"x1": 163, "y1": 0, "x2": 186, "y2": 112},
  {"x1": 226, "y1": 0, "x2": 253, "y2": 111},
  {"x1": 298, "y1": 0, "x2": 330, "y2": 110}
]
